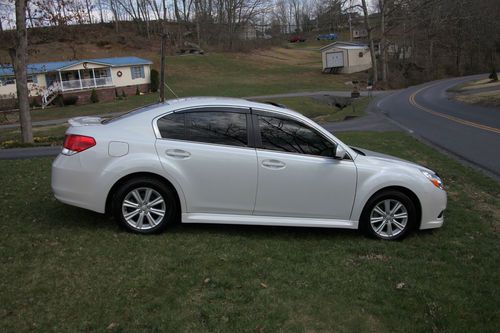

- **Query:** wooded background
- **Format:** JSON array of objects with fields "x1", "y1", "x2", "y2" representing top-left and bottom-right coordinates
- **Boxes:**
[{"x1": 1, "y1": 0, "x2": 499, "y2": 84}]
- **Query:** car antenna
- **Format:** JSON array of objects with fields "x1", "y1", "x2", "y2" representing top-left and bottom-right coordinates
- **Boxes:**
[{"x1": 164, "y1": 82, "x2": 179, "y2": 98}]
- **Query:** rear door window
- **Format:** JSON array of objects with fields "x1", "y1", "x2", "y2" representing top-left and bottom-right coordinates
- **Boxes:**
[
  {"x1": 188, "y1": 112, "x2": 248, "y2": 147},
  {"x1": 157, "y1": 111, "x2": 248, "y2": 147}
]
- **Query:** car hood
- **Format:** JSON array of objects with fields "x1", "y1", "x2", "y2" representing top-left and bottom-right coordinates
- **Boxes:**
[{"x1": 352, "y1": 147, "x2": 435, "y2": 174}]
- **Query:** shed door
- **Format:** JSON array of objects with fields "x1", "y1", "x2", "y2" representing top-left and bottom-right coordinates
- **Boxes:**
[{"x1": 326, "y1": 52, "x2": 344, "y2": 68}]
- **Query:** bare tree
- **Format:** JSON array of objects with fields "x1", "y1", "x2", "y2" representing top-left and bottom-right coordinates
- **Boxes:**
[
  {"x1": 84, "y1": 0, "x2": 93, "y2": 23},
  {"x1": 360, "y1": 0, "x2": 378, "y2": 83}
]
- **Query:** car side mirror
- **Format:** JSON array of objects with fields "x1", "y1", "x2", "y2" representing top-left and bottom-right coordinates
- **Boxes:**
[{"x1": 334, "y1": 145, "x2": 347, "y2": 159}]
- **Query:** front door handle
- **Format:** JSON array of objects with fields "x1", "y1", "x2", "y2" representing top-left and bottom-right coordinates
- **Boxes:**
[
  {"x1": 166, "y1": 149, "x2": 191, "y2": 159},
  {"x1": 262, "y1": 159, "x2": 286, "y2": 169}
]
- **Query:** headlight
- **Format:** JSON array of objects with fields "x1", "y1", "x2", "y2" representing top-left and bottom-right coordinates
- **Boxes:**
[{"x1": 421, "y1": 170, "x2": 444, "y2": 190}]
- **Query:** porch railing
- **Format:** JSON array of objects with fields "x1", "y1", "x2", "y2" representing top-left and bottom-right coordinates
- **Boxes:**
[{"x1": 61, "y1": 77, "x2": 113, "y2": 91}]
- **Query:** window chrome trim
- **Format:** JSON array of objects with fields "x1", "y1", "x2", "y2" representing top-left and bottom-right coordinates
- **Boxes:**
[
  {"x1": 251, "y1": 108, "x2": 352, "y2": 160},
  {"x1": 152, "y1": 105, "x2": 251, "y2": 139},
  {"x1": 152, "y1": 105, "x2": 352, "y2": 160},
  {"x1": 256, "y1": 147, "x2": 352, "y2": 161},
  {"x1": 155, "y1": 137, "x2": 258, "y2": 152},
  {"x1": 152, "y1": 105, "x2": 252, "y2": 148}
]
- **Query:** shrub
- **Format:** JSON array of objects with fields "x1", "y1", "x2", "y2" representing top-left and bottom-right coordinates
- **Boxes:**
[
  {"x1": 150, "y1": 69, "x2": 159, "y2": 93},
  {"x1": 29, "y1": 98, "x2": 41, "y2": 108},
  {"x1": 63, "y1": 95, "x2": 78, "y2": 105},
  {"x1": 121, "y1": 90, "x2": 127, "y2": 98},
  {"x1": 136, "y1": 86, "x2": 140, "y2": 95},
  {"x1": 489, "y1": 68, "x2": 498, "y2": 81},
  {"x1": 56, "y1": 94, "x2": 64, "y2": 107},
  {"x1": 90, "y1": 89, "x2": 99, "y2": 103},
  {"x1": 95, "y1": 40, "x2": 110, "y2": 47}
]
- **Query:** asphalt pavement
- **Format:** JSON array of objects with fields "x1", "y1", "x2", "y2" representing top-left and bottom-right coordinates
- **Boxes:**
[{"x1": 375, "y1": 74, "x2": 500, "y2": 178}]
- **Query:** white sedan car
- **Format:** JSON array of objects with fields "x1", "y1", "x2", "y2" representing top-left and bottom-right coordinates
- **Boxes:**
[{"x1": 51, "y1": 97, "x2": 446, "y2": 240}]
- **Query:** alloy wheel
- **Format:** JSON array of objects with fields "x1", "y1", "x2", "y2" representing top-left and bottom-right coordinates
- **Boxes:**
[
  {"x1": 121, "y1": 187, "x2": 166, "y2": 230},
  {"x1": 369, "y1": 199, "x2": 408, "y2": 239}
]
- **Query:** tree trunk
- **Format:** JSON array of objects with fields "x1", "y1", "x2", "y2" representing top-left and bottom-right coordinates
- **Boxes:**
[
  {"x1": 361, "y1": 0, "x2": 378, "y2": 83},
  {"x1": 10, "y1": 0, "x2": 33, "y2": 143},
  {"x1": 85, "y1": 0, "x2": 93, "y2": 24},
  {"x1": 379, "y1": 0, "x2": 387, "y2": 82},
  {"x1": 98, "y1": 0, "x2": 104, "y2": 23},
  {"x1": 26, "y1": 3, "x2": 35, "y2": 27},
  {"x1": 110, "y1": 0, "x2": 119, "y2": 33},
  {"x1": 428, "y1": 39, "x2": 434, "y2": 80}
]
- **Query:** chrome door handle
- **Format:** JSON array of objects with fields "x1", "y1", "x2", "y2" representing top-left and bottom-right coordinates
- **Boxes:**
[
  {"x1": 166, "y1": 149, "x2": 191, "y2": 158},
  {"x1": 262, "y1": 159, "x2": 286, "y2": 169}
]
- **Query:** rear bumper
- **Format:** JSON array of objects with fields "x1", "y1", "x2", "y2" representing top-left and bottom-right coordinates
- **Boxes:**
[{"x1": 51, "y1": 153, "x2": 106, "y2": 213}]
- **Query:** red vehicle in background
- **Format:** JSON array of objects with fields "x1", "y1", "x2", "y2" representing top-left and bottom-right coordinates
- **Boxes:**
[{"x1": 289, "y1": 35, "x2": 306, "y2": 43}]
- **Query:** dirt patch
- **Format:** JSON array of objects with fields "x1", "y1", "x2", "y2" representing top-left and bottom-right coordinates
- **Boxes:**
[{"x1": 250, "y1": 47, "x2": 319, "y2": 66}]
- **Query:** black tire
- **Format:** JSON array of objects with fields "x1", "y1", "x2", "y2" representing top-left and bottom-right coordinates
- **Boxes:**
[
  {"x1": 360, "y1": 190, "x2": 416, "y2": 240},
  {"x1": 112, "y1": 177, "x2": 178, "y2": 234}
]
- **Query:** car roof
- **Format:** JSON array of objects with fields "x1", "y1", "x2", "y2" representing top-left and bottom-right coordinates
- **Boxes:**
[
  {"x1": 105, "y1": 96, "x2": 305, "y2": 125},
  {"x1": 163, "y1": 96, "x2": 304, "y2": 118}
]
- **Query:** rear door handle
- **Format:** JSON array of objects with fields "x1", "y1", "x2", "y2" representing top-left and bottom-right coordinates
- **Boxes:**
[
  {"x1": 262, "y1": 159, "x2": 286, "y2": 169},
  {"x1": 166, "y1": 149, "x2": 191, "y2": 159}
]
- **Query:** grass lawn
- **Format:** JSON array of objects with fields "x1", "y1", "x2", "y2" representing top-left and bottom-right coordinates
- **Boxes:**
[
  {"x1": 0, "y1": 124, "x2": 68, "y2": 148},
  {"x1": 30, "y1": 94, "x2": 159, "y2": 122},
  {"x1": 454, "y1": 91, "x2": 500, "y2": 109},
  {"x1": 447, "y1": 76, "x2": 500, "y2": 92},
  {"x1": 2, "y1": 47, "x2": 363, "y2": 126},
  {"x1": 1, "y1": 132, "x2": 498, "y2": 332},
  {"x1": 267, "y1": 96, "x2": 370, "y2": 123}
]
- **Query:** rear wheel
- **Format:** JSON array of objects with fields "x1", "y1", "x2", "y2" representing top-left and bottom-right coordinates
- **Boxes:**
[
  {"x1": 361, "y1": 190, "x2": 416, "y2": 240},
  {"x1": 113, "y1": 177, "x2": 177, "y2": 234}
]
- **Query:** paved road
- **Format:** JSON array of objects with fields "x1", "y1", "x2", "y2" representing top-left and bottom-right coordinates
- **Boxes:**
[
  {"x1": 247, "y1": 90, "x2": 386, "y2": 100},
  {"x1": 375, "y1": 74, "x2": 500, "y2": 177},
  {"x1": 0, "y1": 146, "x2": 62, "y2": 160}
]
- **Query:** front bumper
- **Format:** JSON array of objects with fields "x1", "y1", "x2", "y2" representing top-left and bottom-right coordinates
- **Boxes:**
[{"x1": 419, "y1": 186, "x2": 447, "y2": 230}]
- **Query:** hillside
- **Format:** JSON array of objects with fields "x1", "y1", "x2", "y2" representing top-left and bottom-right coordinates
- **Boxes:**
[{"x1": 1, "y1": 23, "x2": 363, "y2": 98}]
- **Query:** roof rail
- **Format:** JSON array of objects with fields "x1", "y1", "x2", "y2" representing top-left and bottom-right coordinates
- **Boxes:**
[{"x1": 263, "y1": 101, "x2": 287, "y2": 108}]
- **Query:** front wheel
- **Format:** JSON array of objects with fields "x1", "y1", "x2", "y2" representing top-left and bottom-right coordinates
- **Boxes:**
[
  {"x1": 361, "y1": 190, "x2": 416, "y2": 240},
  {"x1": 113, "y1": 177, "x2": 177, "y2": 234}
]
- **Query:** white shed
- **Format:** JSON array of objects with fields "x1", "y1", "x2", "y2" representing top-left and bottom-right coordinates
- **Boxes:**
[{"x1": 320, "y1": 42, "x2": 372, "y2": 74}]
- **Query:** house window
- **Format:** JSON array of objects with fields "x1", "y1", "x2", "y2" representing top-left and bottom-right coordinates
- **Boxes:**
[
  {"x1": 131, "y1": 66, "x2": 145, "y2": 79},
  {"x1": 27, "y1": 75, "x2": 38, "y2": 83},
  {"x1": 0, "y1": 77, "x2": 15, "y2": 85},
  {"x1": 95, "y1": 68, "x2": 110, "y2": 78}
]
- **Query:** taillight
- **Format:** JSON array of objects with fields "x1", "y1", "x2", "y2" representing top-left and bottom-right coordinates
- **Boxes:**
[{"x1": 62, "y1": 134, "x2": 96, "y2": 155}]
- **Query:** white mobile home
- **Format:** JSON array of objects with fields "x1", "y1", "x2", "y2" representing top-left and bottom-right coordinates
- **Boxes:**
[
  {"x1": 0, "y1": 56, "x2": 152, "y2": 107},
  {"x1": 320, "y1": 42, "x2": 372, "y2": 74}
]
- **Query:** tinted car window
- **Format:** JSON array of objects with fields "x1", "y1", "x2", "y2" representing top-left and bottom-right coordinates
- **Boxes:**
[
  {"x1": 188, "y1": 112, "x2": 248, "y2": 147},
  {"x1": 157, "y1": 113, "x2": 186, "y2": 140},
  {"x1": 258, "y1": 115, "x2": 336, "y2": 157}
]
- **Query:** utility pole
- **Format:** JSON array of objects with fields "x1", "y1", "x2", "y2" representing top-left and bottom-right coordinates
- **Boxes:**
[
  {"x1": 159, "y1": 33, "x2": 166, "y2": 103},
  {"x1": 348, "y1": 12, "x2": 352, "y2": 41},
  {"x1": 348, "y1": 0, "x2": 353, "y2": 41}
]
